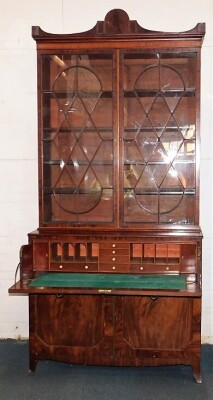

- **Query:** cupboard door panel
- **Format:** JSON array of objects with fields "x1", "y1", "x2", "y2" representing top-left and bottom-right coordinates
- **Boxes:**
[
  {"x1": 121, "y1": 297, "x2": 193, "y2": 350},
  {"x1": 33, "y1": 242, "x2": 49, "y2": 271},
  {"x1": 34, "y1": 294, "x2": 105, "y2": 347}
]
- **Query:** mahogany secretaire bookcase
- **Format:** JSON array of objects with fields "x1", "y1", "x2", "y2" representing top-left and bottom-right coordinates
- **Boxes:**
[{"x1": 9, "y1": 9, "x2": 205, "y2": 382}]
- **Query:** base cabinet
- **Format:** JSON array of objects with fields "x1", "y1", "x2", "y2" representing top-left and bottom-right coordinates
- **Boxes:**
[{"x1": 29, "y1": 294, "x2": 201, "y2": 382}]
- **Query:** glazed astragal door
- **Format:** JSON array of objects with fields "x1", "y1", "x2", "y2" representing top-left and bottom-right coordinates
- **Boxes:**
[
  {"x1": 40, "y1": 49, "x2": 199, "y2": 227},
  {"x1": 122, "y1": 51, "x2": 198, "y2": 225},
  {"x1": 41, "y1": 52, "x2": 115, "y2": 225}
]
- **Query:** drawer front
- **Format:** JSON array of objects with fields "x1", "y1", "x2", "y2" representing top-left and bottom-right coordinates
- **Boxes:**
[
  {"x1": 50, "y1": 262, "x2": 98, "y2": 272},
  {"x1": 99, "y1": 254, "x2": 130, "y2": 263},
  {"x1": 99, "y1": 243, "x2": 129, "y2": 250},
  {"x1": 130, "y1": 264, "x2": 180, "y2": 274},
  {"x1": 100, "y1": 248, "x2": 129, "y2": 257},
  {"x1": 99, "y1": 263, "x2": 130, "y2": 272}
]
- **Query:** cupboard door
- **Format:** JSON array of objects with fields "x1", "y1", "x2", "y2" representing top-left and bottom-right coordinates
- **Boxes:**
[
  {"x1": 29, "y1": 294, "x2": 114, "y2": 365},
  {"x1": 114, "y1": 296, "x2": 200, "y2": 366},
  {"x1": 121, "y1": 296, "x2": 192, "y2": 349},
  {"x1": 41, "y1": 52, "x2": 116, "y2": 226},
  {"x1": 121, "y1": 51, "x2": 197, "y2": 225}
]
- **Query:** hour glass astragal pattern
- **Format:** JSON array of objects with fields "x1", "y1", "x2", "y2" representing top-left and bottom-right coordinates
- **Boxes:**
[
  {"x1": 42, "y1": 54, "x2": 114, "y2": 223},
  {"x1": 123, "y1": 53, "x2": 196, "y2": 224}
]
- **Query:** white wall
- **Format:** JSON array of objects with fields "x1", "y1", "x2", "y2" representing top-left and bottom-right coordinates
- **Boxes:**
[{"x1": 0, "y1": 0, "x2": 212, "y2": 342}]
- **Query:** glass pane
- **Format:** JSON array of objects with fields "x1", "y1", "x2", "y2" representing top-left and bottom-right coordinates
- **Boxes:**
[
  {"x1": 41, "y1": 53, "x2": 114, "y2": 224},
  {"x1": 159, "y1": 194, "x2": 195, "y2": 224},
  {"x1": 124, "y1": 193, "x2": 158, "y2": 224},
  {"x1": 122, "y1": 52, "x2": 197, "y2": 225}
]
